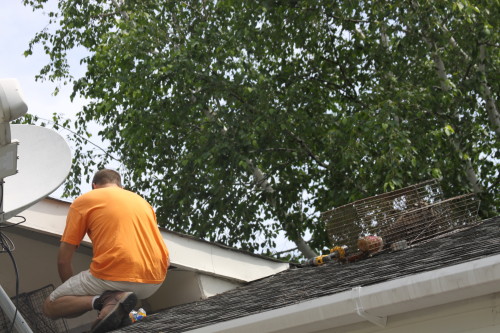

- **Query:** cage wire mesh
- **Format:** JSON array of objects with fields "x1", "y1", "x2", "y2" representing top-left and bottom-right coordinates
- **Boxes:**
[
  {"x1": 0, "y1": 284, "x2": 68, "y2": 333},
  {"x1": 321, "y1": 180, "x2": 481, "y2": 253}
]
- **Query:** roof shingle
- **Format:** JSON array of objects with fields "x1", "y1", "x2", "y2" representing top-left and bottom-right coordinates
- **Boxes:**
[{"x1": 116, "y1": 216, "x2": 500, "y2": 333}]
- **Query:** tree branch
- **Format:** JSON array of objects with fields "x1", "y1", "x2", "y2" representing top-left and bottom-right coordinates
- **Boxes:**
[
  {"x1": 287, "y1": 130, "x2": 328, "y2": 169},
  {"x1": 478, "y1": 44, "x2": 500, "y2": 138}
]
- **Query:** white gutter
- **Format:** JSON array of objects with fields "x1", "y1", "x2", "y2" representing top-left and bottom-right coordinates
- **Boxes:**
[{"x1": 186, "y1": 253, "x2": 500, "y2": 333}]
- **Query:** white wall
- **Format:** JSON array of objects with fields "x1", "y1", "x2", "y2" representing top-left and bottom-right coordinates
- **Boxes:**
[{"x1": 0, "y1": 227, "x2": 96, "y2": 332}]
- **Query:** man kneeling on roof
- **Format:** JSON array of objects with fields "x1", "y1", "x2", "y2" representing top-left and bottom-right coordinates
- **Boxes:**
[{"x1": 43, "y1": 169, "x2": 170, "y2": 333}]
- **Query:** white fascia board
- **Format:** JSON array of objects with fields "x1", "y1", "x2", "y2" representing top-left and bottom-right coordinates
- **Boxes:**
[
  {"x1": 185, "y1": 253, "x2": 500, "y2": 333},
  {"x1": 163, "y1": 232, "x2": 290, "y2": 282},
  {"x1": 17, "y1": 198, "x2": 289, "y2": 282}
]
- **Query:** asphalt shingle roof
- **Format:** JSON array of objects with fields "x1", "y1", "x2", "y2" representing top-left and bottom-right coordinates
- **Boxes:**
[{"x1": 116, "y1": 216, "x2": 500, "y2": 332}]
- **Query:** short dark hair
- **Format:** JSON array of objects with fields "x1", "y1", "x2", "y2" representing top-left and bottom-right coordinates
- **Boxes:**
[{"x1": 92, "y1": 169, "x2": 122, "y2": 187}]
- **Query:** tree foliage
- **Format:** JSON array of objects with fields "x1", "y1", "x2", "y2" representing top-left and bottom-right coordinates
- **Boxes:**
[{"x1": 22, "y1": 0, "x2": 499, "y2": 258}]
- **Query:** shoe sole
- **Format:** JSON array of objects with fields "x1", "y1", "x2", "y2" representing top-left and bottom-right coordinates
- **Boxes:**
[{"x1": 91, "y1": 292, "x2": 138, "y2": 333}]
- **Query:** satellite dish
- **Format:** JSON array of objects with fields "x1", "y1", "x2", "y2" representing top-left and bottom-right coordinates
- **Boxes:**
[{"x1": 2, "y1": 124, "x2": 72, "y2": 220}]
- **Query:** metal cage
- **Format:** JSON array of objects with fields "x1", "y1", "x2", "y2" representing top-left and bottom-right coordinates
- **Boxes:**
[
  {"x1": 321, "y1": 180, "x2": 481, "y2": 252},
  {"x1": 0, "y1": 285, "x2": 68, "y2": 333}
]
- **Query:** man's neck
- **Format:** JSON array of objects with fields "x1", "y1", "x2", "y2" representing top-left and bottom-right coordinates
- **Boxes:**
[{"x1": 93, "y1": 183, "x2": 121, "y2": 190}]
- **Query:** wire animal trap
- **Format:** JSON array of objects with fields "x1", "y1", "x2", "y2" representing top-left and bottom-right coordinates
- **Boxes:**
[
  {"x1": 380, "y1": 194, "x2": 480, "y2": 249},
  {"x1": 0, "y1": 285, "x2": 69, "y2": 333},
  {"x1": 321, "y1": 180, "x2": 481, "y2": 255}
]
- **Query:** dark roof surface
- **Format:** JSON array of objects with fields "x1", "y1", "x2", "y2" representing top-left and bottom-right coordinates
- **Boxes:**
[{"x1": 116, "y1": 216, "x2": 500, "y2": 333}]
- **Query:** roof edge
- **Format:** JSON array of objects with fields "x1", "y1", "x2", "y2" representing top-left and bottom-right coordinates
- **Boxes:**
[{"x1": 184, "y1": 253, "x2": 500, "y2": 333}]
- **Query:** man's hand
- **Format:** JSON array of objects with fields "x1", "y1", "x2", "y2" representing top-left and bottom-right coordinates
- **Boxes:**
[{"x1": 57, "y1": 242, "x2": 77, "y2": 283}]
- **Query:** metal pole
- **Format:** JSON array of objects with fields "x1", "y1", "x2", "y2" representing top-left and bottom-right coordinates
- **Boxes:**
[
  {"x1": 0, "y1": 284, "x2": 33, "y2": 333},
  {"x1": 0, "y1": 179, "x2": 33, "y2": 333}
]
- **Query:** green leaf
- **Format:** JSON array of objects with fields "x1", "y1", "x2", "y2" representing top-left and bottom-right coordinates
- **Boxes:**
[
  {"x1": 443, "y1": 124, "x2": 455, "y2": 136},
  {"x1": 431, "y1": 168, "x2": 442, "y2": 179}
]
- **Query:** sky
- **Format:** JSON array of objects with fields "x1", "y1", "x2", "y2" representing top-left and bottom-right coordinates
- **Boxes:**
[
  {"x1": 1, "y1": 1, "x2": 83, "y2": 121},
  {"x1": 1, "y1": 0, "x2": 96, "y2": 196}
]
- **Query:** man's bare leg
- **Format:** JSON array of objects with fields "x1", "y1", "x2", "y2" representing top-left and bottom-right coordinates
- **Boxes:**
[{"x1": 43, "y1": 295, "x2": 94, "y2": 319}]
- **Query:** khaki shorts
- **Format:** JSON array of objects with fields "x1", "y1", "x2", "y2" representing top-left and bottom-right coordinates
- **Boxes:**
[{"x1": 49, "y1": 270, "x2": 162, "y2": 301}]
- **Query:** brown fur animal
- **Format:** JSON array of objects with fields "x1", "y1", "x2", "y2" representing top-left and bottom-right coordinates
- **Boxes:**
[{"x1": 381, "y1": 203, "x2": 441, "y2": 247}]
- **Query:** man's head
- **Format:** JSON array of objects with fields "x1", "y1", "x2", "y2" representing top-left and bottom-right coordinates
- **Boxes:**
[{"x1": 92, "y1": 169, "x2": 122, "y2": 189}]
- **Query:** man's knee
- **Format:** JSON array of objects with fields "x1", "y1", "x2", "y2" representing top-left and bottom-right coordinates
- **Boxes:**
[{"x1": 42, "y1": 297, "x2": 59, "y2": 320}]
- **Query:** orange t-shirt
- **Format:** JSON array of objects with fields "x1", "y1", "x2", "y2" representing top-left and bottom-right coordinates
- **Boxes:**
[{"x1": 61, "y1": 187, "x2": 169, "y2": 284}]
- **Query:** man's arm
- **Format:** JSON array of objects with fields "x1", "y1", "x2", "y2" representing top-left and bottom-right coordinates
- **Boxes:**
[{"x1": 57, "y1": 241, "x2": 77, "y2": 283}]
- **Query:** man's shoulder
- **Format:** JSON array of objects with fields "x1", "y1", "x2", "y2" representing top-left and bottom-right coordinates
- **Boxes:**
[
  {"x1": 72, "y1": 187, "x2": 119, "y2": 204},
  {"x1": 72, "y1": 187, "x2": 150, "y2": 207}
]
